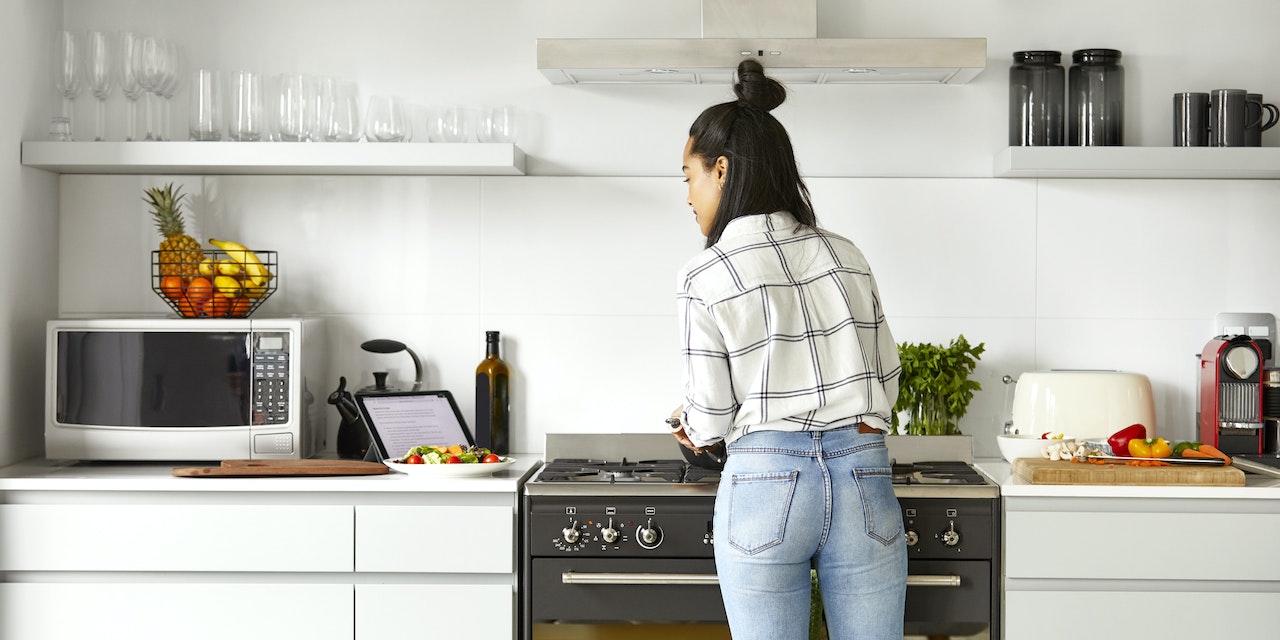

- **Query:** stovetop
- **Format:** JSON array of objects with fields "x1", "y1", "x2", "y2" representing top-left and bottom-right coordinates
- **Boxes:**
[{"x1": 525, "y1": 434, "x2": 1000, "y2": 499}]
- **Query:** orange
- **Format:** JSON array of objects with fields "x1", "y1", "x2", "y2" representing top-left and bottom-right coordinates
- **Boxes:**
[
  {"x1": 159, "y1": 275, "x2": 184, "y2": 302},
  {"x1": 201, "y1": 294, "x2": 231, "y2": 317},
  {"x1": 186, "y1": 277, "x2": 213, "y2": 305}
]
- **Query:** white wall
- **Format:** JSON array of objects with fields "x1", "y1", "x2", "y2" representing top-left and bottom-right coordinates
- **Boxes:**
[
  {"x1": 0, "y1": 0, "x2": 62, "y2": 466},
  {"x1": 38, "y1": 0, "x2": 1280, "y2": 459}
]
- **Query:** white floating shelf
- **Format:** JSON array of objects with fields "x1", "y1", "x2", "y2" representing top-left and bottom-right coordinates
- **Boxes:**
[
  {"x1": 21, "y1": 141, "x2": 526, "y2": 176},
  {"x1": 995, "y1": 146, "x2": 1280, "y2": 179}
]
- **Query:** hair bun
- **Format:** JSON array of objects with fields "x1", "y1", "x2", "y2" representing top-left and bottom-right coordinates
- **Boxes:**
[{"x1": 733, "y1": 59, "x2": 786, "y2": 112}]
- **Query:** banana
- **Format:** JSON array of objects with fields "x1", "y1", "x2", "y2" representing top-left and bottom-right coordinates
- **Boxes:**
[
  {"x1": 216, "y1": 259, "x2": 243, "y2": 276},
  {"x1": 213, "y1": 275, "x2": 242, "y2": 298},
  {"x1": 197, "y1": 257, "x2": 216, "y2": 276},
  {"x1": 209, "y1": 238, "x2": 270, "y2": 287}
]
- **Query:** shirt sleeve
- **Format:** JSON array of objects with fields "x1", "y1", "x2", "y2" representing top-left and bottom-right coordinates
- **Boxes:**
[
  {"x1": 871, "y1": 280, "x2": 901, "y2": 414},
  {"x1": 678, "y1": 282, "x2": 737, "y2": 447}
]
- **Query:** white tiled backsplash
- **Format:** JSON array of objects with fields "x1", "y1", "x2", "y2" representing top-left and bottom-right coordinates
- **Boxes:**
[{"x1": 58, "y1": 174, "x2": 1280, "y2": 458}]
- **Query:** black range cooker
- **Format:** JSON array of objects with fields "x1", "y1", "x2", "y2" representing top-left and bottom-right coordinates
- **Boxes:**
[{"x1": 521, "y1": 434, "x2": 1000, "y2": 640}]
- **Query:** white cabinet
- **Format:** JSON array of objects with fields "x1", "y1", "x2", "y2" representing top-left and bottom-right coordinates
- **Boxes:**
[
  {"x1": 0, "y1": 583, "x2": 353, "y2": 640},
  {"x1": 1003, "y1": 496, "x2": 1280, "y2": 639},
  {"x1": 0, "y1": 461, "x2": 537, "y2": 640}
]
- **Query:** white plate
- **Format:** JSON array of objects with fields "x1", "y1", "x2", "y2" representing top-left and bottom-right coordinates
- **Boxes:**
[{"x1": 384, "y1": 457, "x2": 516, "y2": 477}]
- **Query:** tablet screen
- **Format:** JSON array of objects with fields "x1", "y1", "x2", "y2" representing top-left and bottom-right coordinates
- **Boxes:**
[{"x1": 355, "y1": 391, "x2": 474, "y2": 461}]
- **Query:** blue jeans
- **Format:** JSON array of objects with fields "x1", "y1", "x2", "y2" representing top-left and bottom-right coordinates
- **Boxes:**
[{"x1": 713, "y1": 428, "x2": 907, "y2": 640}]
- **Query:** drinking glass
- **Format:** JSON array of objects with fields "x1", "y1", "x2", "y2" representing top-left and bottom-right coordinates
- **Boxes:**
[
  {"x1": 276, "y1": 73, "x2": 309, "y2": 141},
  {"x1": 365, "y1": 95, "x2": 410, "y2": 142},
  {"x1": 118, "y1": 32, "x2": 144, "y2": 141},
  {"x1": 85, "y1": 31, "x2": 113, "y2": 141},
  {"x1": 429, "y1": 105, "x2": 473, "y2": 143},
  {"x1": 479, "y1": 105, "x2": 517, "y2": 143},
  {"x1": 53, "y1": 30, "x2": 81, "y2": 140},
  {"x1": 188, "y1": 69, "x2": 222, "y2": 141},
  {"x1": 324, "y1": 80, "x2": 361, "y2": 141},
  {"x1": 228, "y1": 71, "x2": 263, "y2": 141}
]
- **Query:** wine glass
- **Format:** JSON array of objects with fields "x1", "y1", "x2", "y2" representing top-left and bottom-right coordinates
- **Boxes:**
[
  {"x1": 85, "y1": 31, "x2": 114, "y2": 141},
  {"x1": 157, "y1": 40, "x2": 182, "y2": 141},
  {"x1": 118, "y1": 32, "x2": 144, "y2": 141},
  {"x1": 479, "y1": 105, "x2": 518, "y2": 143},
  {"x1": 53, "y1": 30, "x2": 81, "y2": 141},
  {"x1": 428, "y1": 105, "x2": 472, "y2": 143},
  {"x1": 131, "y1": 35, "x2": 164, "y2": 140}
]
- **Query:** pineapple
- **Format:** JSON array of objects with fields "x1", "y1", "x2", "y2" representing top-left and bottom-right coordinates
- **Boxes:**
[{"x1": 145, "y1": 183, "x2": 203, "y2": 278}]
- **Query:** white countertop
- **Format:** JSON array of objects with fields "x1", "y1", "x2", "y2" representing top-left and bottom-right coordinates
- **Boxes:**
[
  {"x1": 976, "y1": 457, "x2": 1280, "y2": 500},
  {"x1": 0, "y1": 455, "x2": 543, "y2": 493}
]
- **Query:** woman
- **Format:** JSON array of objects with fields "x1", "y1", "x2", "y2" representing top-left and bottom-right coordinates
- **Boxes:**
[{"x1": 669, "y1": 59, "x2": 907, "y2": 640}]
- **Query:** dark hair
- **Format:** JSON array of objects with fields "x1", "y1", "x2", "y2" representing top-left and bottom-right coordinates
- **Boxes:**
[{"x1": 688, "y1": 59, "x2": 816, "y2": 248}]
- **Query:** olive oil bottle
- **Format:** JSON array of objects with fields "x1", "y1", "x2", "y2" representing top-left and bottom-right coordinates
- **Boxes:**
[{"x1": 474, "y1": 331, "x2": 510, "y2": 454}]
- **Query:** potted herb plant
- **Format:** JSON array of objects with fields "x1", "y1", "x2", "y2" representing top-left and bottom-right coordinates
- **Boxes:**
[{"x1": 891, "y1": 335, "x2": 986, "y2": 436}]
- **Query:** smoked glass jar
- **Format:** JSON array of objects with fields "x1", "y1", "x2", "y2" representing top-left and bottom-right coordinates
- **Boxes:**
[
  {"x1": 1009, "y1": 51, "x2": 1065, "y2": 146},
  {"x1": 1068, "y1": 48, "x2": 1124, "y2": 146}
]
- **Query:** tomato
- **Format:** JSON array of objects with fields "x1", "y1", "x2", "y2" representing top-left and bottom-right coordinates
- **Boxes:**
[
  {"x1": 405, "y1": 454, "x2": 423, "y2": 464},
  {"x1": 186, "y1": 277, "x2": 214, "y2": 305},
  {"x1": 482, "y1": 453, "x2": 501, "y2": 463},
  {"x1": 159, "y1": 275, "x2": 184, "y2": 301},
  {"x1": 445, "y1": 455, "x2": 462, "y2": 464}
]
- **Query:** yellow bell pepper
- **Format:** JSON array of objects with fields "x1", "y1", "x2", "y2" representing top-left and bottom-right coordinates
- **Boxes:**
[{"x1": 1127, "y1": 437, "x2": 1171, "y2": 458}]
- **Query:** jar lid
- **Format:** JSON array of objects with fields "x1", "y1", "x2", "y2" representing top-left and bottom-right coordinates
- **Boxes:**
[
  {"x1": 1072, "y1": 48, "x2": 1122, "y2": 63},
  {"x1": 1013, "y1": 51, "x2": 1062, "y2": 64}
]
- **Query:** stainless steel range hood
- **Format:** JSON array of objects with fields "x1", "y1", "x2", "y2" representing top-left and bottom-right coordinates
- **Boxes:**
[{"x1": 537, "y1": 0, "x2": 986, "y2": 85}]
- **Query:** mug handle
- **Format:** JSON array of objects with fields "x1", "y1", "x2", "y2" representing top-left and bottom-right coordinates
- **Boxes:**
[
  {"x1": 1245, "y1": 100, "x2": 1264, "y2": 129},
  {"x1": 1263, "y1": 103, "x2": 1280, "y2": 132}
]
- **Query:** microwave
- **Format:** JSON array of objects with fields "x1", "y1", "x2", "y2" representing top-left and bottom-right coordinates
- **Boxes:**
[{"x1": 46, "y1": 318, "x2": 327, "y2": 461}]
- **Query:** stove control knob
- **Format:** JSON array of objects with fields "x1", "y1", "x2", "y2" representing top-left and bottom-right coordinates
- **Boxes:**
[
  {"x1": 940, "y1": 520, "x2": 960, "y2": 547},
  {"x1": 637, "y1": 518, "x2": 662, "y2": 549},
  {"x1": 601, "y1": 518, "x2": 619, "y2": 544},
  {"x1": 904, "y1": 530, "x2": 919, "y2": 547},
  {"x1": 562, "y1": 521, "x2": 581, "y2": 544}
]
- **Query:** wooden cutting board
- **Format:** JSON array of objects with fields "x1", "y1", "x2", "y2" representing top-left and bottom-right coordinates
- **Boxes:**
[
  {"x1": 173, "y1": 459, "x2": 389, "y2": 477},
  {"x1": 1012, "y1": 457, "x2": 1246, "y2": 486}
]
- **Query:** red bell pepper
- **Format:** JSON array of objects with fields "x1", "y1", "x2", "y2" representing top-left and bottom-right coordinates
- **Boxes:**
[{"x1": 1107, "y1": 424, "x2": 1147, "y2": 457}]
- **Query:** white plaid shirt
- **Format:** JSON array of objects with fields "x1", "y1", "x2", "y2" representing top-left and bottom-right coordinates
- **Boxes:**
[{"x1": 677, "y1": 211, "x2": 901, "y2": 447}]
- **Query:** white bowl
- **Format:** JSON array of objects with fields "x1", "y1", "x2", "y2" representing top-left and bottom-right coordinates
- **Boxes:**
[
  {"x1": 997, "y1": 434, "x2": 1075, "y2": 463},
  {"x1": 1011, "y1": 370, "x2": 1156, "y2": 440}
]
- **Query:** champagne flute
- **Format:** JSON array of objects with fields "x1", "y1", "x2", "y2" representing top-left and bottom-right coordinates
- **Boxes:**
[
  {"x1": 157, "y1": 40, "x2": 182, "y2": 141},
  {"x1": 118, "y1": 32, "x2": 144, "y2": 141},
  {"x1": 53, "y1": 30, "x2": 81, "y2": 140},
  {"x1": 131, "y1": 35, "x2": 163, "y2": 140},
  {"x1": 85, "y1": 31, "x2": 114, "y2": 141}
]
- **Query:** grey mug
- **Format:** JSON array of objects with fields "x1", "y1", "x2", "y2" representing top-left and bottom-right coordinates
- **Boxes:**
[
  {"x1": 1209, "y1": 89, "x2": 1250, "y2": 147},
  {"x1": 1245, "y1": 93, "x2": 1279, "y2": 147},
  {"x1": 1173, "y1": 92, "x2": 1209, "y2": 147}
]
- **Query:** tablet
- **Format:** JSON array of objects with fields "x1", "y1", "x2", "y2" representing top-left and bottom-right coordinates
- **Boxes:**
[{"x1": 353, "y1": 390, "x2": 475, "y2": 461}]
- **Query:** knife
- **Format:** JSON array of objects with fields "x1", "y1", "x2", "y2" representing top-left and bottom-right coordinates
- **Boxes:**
[{"x1": 1084, "y1": 454, "x2": 1227, "y2": 466}]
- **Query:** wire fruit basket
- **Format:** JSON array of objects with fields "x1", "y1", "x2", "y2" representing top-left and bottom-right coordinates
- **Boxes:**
[{"x1": 151, "y1": 249, "x2": 277, "y2": 318}]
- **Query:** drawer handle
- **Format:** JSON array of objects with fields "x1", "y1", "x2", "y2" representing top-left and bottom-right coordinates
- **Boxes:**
[
  {"x1": 562, "y1": 572, "x2": 718, "y2": 585},
  {"x1": 560, "y1": 572, "x2": 960, "y2": 587},
  {"x1": 907, "y1": 574, "x2": 962, "y2": 587}
]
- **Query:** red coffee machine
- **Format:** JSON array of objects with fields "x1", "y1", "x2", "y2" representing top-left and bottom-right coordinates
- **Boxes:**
[{"x1": 1199, "y1": 335, "x2": 1266, "y2": 455}]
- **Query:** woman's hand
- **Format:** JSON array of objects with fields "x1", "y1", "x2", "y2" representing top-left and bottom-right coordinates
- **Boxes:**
[{"x1": 668, "y1": 404, "x2": 704, "y2": 454}]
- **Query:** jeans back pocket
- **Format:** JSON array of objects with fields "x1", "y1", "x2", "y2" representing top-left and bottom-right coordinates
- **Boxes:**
[
  {"x1": 725, "y1": 470, "x2": 799, "y2": 555},
  {"x1": 852, "y1": 467, "x2": 902, "y2": 545}
]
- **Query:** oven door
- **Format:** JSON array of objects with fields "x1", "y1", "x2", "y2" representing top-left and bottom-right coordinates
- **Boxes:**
[
  {"x1": 904, "y1": 559, "x2": 993, "y2": 638},
  {"x1": 531, "y1": 558, "x2": 726, "y2": 623}
]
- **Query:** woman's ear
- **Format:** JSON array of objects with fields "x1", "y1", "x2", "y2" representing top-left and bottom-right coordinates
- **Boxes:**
[{"x1": 714, "y1": 155, "x2": 729, "y2": 185}]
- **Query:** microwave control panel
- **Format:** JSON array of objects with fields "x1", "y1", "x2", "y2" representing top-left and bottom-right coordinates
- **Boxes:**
[{"x1": 251, "y1": 332, "x2": 291, "y2": 425}]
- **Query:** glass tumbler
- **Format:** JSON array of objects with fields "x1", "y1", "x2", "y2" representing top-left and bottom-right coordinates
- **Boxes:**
[
  {"x1": 1008, "y1": 51, "x2": 1064, "y2": 146},
  {"x1": 188, "y1": 69, "x2": 222, "y2": 141},
  {"x1": 228, "y1": 71, "x2": 263, "y2": 141},
  {"x1": 1068, "y1": 48, "x2": 1124, "y2": 146}
]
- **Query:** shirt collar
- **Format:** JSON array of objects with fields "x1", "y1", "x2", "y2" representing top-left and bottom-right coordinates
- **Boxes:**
[{"x1": 719, "y1": 211, "x2": 800, "y2": 241}]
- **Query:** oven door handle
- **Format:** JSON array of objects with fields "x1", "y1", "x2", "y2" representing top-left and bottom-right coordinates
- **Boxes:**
[
  {"x1": 562, "y1": 572, "x2": 718, "y2": 586},
  {"x1": 561, "y1": 572, "x2": 961, "y2": 588},
  {"x1": 906, "y1": 574, "x2": 962, "y2": 587}
]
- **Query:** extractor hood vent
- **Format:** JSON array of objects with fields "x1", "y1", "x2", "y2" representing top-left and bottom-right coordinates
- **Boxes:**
[{"x1": 537, "y1": 0, "x2": 986, "y2": 85}]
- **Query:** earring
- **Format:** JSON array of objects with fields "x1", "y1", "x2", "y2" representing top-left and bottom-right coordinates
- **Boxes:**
[{"x1": 717, "y1": 183, "x2": 723, "y2": 191}]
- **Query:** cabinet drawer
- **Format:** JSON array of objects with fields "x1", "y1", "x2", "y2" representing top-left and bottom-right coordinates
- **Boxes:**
[
  {"x1": 1006, "y1": 590, "x2": 1280, "y2": 639},
  {"x1": 1005, "y1": 511, "x2": 1280, "y2": 581},
  {"x1": 355, "y1": 505, "x2": 512, "y2": 573},
  {"x1": 356, "y1": 583, "x2": 512, "y2": 640},
  {"x1": 0, "y1": 583, "x2": 353, "y2": 640},
  {"x1": 0, "y1": 504, "x2": 354, "y2": 572}
]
